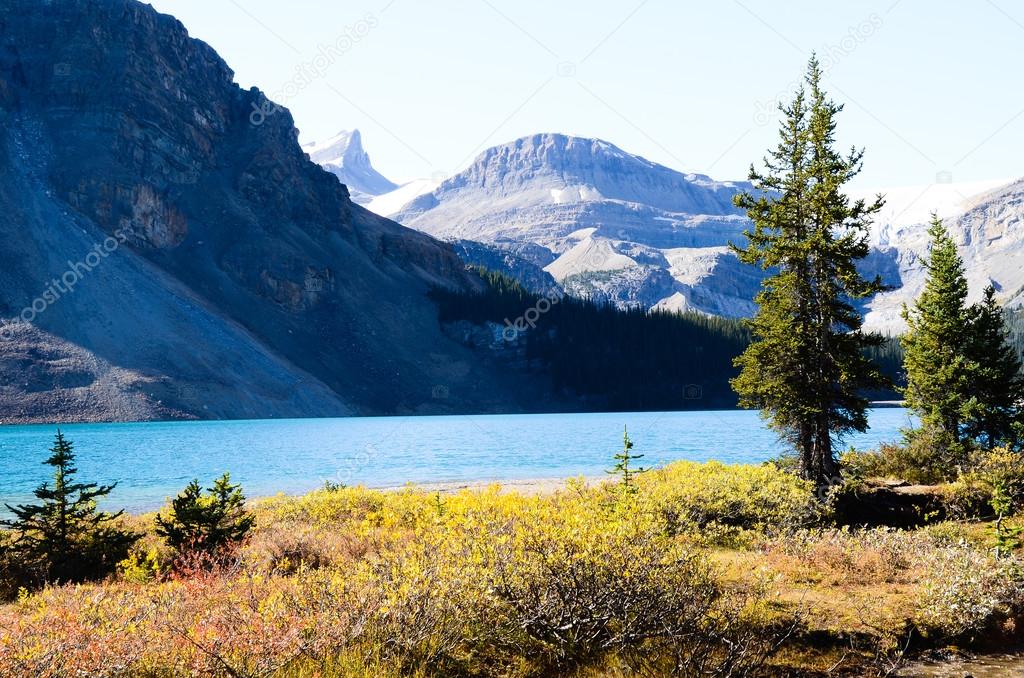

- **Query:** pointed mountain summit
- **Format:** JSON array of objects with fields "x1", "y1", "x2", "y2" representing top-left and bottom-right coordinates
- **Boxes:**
[{"x1": 303, "y1": 129, "x2": 397, "y2": 203}]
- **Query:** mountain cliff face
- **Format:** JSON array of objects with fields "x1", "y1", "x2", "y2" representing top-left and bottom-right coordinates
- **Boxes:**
[
  {"x1": 391, "y1": 133, "x2": 761, "y2": 315},
  {"x1": 0, "y1": 0, "x2": 545, "y2": 422},
  {"x1": 449, "y1": 240, "x2": 560, "y2": 296},
  {"x1": 302, "y1": 129, "x2": 397, "y2": 205}
]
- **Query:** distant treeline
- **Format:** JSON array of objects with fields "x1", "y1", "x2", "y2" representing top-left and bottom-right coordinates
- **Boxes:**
[
  {"x1": 863, "y1": 336, "x2": 905, "y2": 399},
  {"x1": 432, "y1": 269, "x2": 748, "y2": 411}
]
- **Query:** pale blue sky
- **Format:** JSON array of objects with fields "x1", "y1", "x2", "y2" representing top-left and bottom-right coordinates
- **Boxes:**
[{"x1": 147, "y1": 0, "x2": 1024, "y2": 189}]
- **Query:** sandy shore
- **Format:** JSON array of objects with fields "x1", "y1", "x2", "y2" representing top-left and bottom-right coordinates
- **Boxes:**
[{"x1": 370, "y1": 476, "x2": 601, "y2": 496}]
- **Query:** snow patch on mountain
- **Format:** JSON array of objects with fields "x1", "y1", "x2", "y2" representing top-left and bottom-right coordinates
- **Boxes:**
[
  {"x1": 367, "y1": 177, "x2": 441, "y2": 217},
  {"x1": 850, "y1": 177, "x2": 1015, "y2": 246}
]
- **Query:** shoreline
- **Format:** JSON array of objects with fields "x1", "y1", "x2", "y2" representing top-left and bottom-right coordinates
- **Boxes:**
[
  {"x1": 108, "y1": 477, "x2": 602, "y2": 516},
  {"x1": 0, "y1": 403, "x2": 908, "y2": 428},
  {"x1": 368, "y1": 476, "x2": 600, "y2": 496}
]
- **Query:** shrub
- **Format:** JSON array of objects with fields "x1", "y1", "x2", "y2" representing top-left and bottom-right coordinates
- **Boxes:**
[
  {"x1": 484, "y1": 507, "x2": 719, "y2": 668},
  {"x1": 117, "y1": 547, "x2": 164, "y2": 584},
  {"x1": 476, "y1": 498, "x2": 792, "y2": 675},
  {"x1": 934, "y1": 448, "x2": 1024, "y2": 526},
  {"x1": 358, "y1": 535, "x2": 491, "y2": 673},
  {"x1": 937, "y1": 475, "x2": 993, "y2": 520},
  {"x1": 0, "y1": 532, "x2": 31, "y2": 600},
  {"x1": 155, "y1": 473, "x2": 254, "y2": 564},
  {"x1": 916, "y1": 544, "x2": 1024, "y2": 641},
  {"x1": 258, "y1": 485, "x2": 386, "y2": 527},
  {"x1": 764, "y1": 527, "x2": 917, "y2": 586},
  {"x1": 764, "y1": 527, "x2": 1024, "y2": 644},
  {"x1": 976, "y1": 447, "x2": 1024, "y2": 511},
  {"x1": 633, "y1": 461, "x2": 814, "y2": 541},
  {"x1": 841, "y1": 436, "x2": 961, "y2": 485},
  {"x1": 242, "y1": 522, "x2": 366, "y2": 574}
]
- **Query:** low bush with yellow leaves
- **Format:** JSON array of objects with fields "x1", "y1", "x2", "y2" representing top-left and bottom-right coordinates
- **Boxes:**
[{"x1": 631, "y1": 460, "x2": 815, "y2": 543}]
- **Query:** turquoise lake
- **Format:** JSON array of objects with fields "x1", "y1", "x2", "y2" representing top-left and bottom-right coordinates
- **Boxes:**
[{"x1": 0, "y1": 408, "x2": 914, "y2": 513}]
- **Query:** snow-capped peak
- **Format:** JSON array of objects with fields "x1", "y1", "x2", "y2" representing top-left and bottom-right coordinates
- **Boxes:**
[
  {"x1": 302, "y1": 128, "x2": 398, "y2": 202},
  {"x1": 302, "y1": 129, "x2": 358, "y2": 161}
]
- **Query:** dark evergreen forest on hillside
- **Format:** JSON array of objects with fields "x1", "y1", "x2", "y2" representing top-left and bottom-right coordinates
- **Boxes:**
[
  {"x1": 432, "y1": 269, "x2": 749, "y2": 410},
  {"x1": 433, "y1": 270, "x2": 1024, "y2": 412},
  {"x1": 431, "y1": 269, "x2": 911, "y2": 411}
]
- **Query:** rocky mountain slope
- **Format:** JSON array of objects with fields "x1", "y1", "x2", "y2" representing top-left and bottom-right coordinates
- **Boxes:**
[
  {"x1": 301, "y1": 129, "x2": 397, "y2": 205},
  {"x1": 389, "y1": 133, "x2": 762, "y2": 316},
  {"x1": 367, "y1": 134, "x2": 1022, "y2": 333},
  {"x1": 0, "y1": 0, "x2": 547, "y2": 422}
]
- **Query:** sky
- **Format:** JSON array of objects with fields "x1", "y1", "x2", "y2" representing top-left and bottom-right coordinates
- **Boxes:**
[{"x1": 146, "y1": 0, "x2": 1024, "y2": 189}]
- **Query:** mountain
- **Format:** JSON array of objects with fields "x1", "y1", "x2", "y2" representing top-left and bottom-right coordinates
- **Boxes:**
[
  {"x1": 0, "y1": 0, "x2": 549, "y2": 423},
  {"x1": 368, "y1": 177, "x2": 442, "y2": 217},
  {"x1": 302, "y1": 129, "x2": 397, "y2": 205},
  {"x1": 858, "y1": 178, "x2": 1024, "y2": 330},
  {"x1": 376, "y1": 133, "x2": 1024, "y2": 333},
  {"x1": 387, "y1": 133, "x2": 762, "y2": 317}
]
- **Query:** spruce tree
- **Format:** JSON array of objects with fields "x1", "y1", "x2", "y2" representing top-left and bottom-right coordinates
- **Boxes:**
[
  {"x1": 732, "y1": 56, "x2": 886, "y2": 489},
  {"x1": 964, "y1": 286, "x2": 1024, "y2": 449},
  {"x1": 900, "y1": 216, "x2": 976, "y2": 469},
  {"x1": 155, "y1": 473, "x2": 254, "y2": 561},
  {"x1": 1, "y1": 431, "x2": 138, "y2": 584},
  {"x1": 607, "y1": 426, "x2": 646, "y2": 495}
]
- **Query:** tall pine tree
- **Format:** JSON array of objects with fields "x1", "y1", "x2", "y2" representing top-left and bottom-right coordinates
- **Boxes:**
[
  {"x1": 902, "y1": 219, "x2": 1024, "y2": 467},
  {"x1": 964, "y1": 286, "x2": 1023, "y2": 449},
  {"x1": 732, "y1": 56, "x2": 886, "y2": 489},
  {"x1": 900, "y1": 216, "x2": 976, "y2": 470},
  {"x1": 1, "y1": 431, "x2": 138, "y2": 584}
]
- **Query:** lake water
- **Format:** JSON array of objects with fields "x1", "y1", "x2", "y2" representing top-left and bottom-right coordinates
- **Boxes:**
[{"x1": 0, "y1": 408, "x2": 913, "y2": 513}]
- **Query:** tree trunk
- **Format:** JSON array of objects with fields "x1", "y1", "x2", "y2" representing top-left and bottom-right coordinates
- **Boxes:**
[
  {"x1": 799, "y1": 422, "x2": 815, "y2": 483},
  {"x1": 817, "y1": 413, "x2": 837, "y2": 483}
]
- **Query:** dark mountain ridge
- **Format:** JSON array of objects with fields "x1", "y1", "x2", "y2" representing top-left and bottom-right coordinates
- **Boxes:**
[{"x1": 0, "y1": 0, "x2": 548, "y2": 421}]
